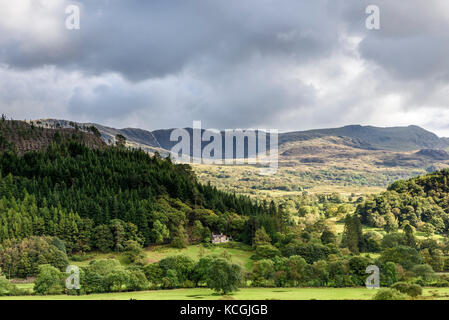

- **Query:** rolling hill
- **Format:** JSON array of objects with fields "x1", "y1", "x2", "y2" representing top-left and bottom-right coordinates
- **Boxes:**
[
  {"x1": 0, "y1": 119, "x2": 280, "y2": 249},
  {"x1": 28, "y1": 119, "x2": 449, "y2": 195},
  {"x1": 280, "y1": 125, "x2": 449, "y2": 151},
  {"x1": 32, "y1": 119, "x2": 449, "y2": 153}
]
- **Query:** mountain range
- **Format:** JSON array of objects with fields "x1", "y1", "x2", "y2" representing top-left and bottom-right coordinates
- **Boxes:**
[
  {"x1": 32, "y1": 119, "x2": 449, "y2": 154},
  {"x1": 27, "y1": 119, "x2": 449, "y2": 194}
]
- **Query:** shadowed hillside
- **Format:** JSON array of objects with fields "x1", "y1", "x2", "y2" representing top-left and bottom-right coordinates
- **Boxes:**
[
  {"x1": 0, "y1": 119, "x2": 105, "y2": 154},
  {"x1": 32, "y1": 120, "x2": 449, "y2": 153}
]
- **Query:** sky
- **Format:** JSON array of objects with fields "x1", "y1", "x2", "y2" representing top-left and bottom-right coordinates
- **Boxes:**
[{"x1": 1, "y1": 0, "x2": 449, "y2": 136}]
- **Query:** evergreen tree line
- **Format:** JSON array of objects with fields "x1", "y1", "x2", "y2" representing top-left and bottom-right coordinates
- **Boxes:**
[{"x1": 0, "y1": 139, "x2": 283, "y2": 250}]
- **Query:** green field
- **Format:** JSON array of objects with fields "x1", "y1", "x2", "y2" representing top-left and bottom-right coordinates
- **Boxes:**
[
  {"x1": 3, "y1": 287, "x2": 449, "y2": 300},
  {"x1": 70, "y1": 243, "x2": 255, "y2": 271}
]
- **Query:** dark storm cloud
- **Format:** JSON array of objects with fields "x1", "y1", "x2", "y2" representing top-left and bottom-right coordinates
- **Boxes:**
[
  {"x1": 0, "y1": 0, "x2": 340, "y2": 81},
  {"x1": 1, "y1": 0, "x2": 449, "y2": 135}
]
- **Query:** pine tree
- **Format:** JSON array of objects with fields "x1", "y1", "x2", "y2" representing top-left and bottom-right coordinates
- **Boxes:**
[{"x1": 342, "y1": 214, "x2": 363, "y2": 254}]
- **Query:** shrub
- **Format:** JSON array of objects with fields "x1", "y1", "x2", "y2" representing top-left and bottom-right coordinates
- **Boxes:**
[
  {"x1": 0, "y1": 276, "x2": 13, "y2": 296},
  {"x1": 0, "y1": 276, "x2": 30, "y2": 296},
  {"x1": 412, "y1": 264, "x2": 436, "y2": 282},
  {"x1": 372, "y1": 288, "x2": 409, "y2": 300},
  {"x1": 391, "y1": 282, "x2": 422, "y2": 297},
  {"x1": 407, "y1": 284, "x2": 423, "y2": 297}
]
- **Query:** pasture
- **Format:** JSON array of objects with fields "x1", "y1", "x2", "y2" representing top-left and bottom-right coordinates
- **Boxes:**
[{"x1": 3, "y1": 287, "x2": 449, "y2": 300}]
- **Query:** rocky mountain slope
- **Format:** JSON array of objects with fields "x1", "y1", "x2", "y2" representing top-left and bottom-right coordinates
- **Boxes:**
[
  {"x1": 33, "y1": 119, "x2": 449, "y2": 153},
  {"x1": 28, "y1": 119, "x2": 449, "y2": 193},
  {"x1": 0, "y1": 120, "x2": 105, "y2": 155}
]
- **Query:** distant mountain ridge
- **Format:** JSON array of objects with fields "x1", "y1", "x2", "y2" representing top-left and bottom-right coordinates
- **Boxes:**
[
  {"x1": 280, "y1": 125, "x2": 449, "y2": 151},
  {"x1": 0, "y1": 120, "x2": 106, "y2": 155},
  {"x1": 33, "y1": 119, "x2": 449, "y2": 154},
  {"x1": 5, "y1": 118, "x2": 449, "y2": 192},
  {"x1": 33, "y1": 119, "x2": 166, "y2": 155}
]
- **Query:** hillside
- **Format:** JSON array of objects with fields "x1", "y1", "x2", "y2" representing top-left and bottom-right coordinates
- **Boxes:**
[
  {"x1": 32, "y1": 119, "x2": 167, "y2": 155},
  {"x1": 3, "y1": 120, "x2": 449, "y2": 298},
  {"x1": 0, "y1": 119, "x2": 105, "y2": 154},
  {"x1": 356, "y1": 169, "x2": 449, "y2": 233},
  {"x1": 128, "y1": 124, "x2": 449, "y2": 152},
  {"x1": 193, "y1": 134, "x2": 449, "y2": 197},
  {"x1": 280, "y1": 125, "x2": 449, "y2": 151},
  {"x1": 34, "y1": 119, "x2": 449, "y2": 153},
  {"x1": 0, "y1": 121, "x2": 282, "y2": 254},
  {"x1": 27, "y1": 119, "x2": 449, "y2": 195}
]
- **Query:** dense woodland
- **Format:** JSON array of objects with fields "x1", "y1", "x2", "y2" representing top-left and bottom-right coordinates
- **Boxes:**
[
  {"x1": 0, "y1": 128, "x2": 284, "y2": 249},
  {"x1": 356, "y1": 169, "x2": 449, "y2": 234}
]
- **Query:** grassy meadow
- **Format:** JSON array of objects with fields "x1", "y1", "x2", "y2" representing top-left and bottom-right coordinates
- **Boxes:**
[
  {"x1": 4, "y1": 287, "x2": 449, "y2": 300},
  {"x1": 70, "y1": 243, "x2": 255, "y2": 271}
]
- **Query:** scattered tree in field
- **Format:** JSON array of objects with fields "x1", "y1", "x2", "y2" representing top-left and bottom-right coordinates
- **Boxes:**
[
  {"x1": 192, "y1": 256, "x2": 213, "y2": 286},
  {"x1": 207, "y1": 258, "x2": 242, "y2": 295}
]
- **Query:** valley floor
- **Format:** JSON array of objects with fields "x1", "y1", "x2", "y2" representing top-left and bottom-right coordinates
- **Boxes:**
[{"x1": 2, "y1": 287, "x2": 449, "y2": 300}]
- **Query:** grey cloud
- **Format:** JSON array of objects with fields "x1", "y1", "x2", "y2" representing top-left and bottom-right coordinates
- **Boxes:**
[
  {"x1": 1, "y1": 1, "x2": 449, "y2": 136},
  {"x1": 68, "y1": 84, "x2": 150, "y2": 119},
  {"x1": 0, "y1": 0, "x2": 341, "y2": 81},
  {"x1": 338, "y1": 0, "x2": 449, "y2": 81}
]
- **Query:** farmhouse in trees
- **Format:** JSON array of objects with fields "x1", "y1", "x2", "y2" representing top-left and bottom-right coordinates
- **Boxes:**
[{"x1": 211, "y1": 233, "x2": 230, "y2": 244}]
